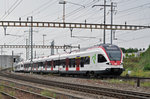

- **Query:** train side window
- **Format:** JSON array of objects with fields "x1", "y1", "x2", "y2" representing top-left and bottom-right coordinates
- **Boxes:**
[
  {"x1": 55, "y1": 60, "x2": 59, "y2": 66},
  {"x1": 43, "y1": 62, "x2": 46, "y2": 68},
  {"x1": 84, "y1": 56, "x2": 90, "y2": 64},
  {"x1": 69, "y1": 59, "x2": 72, "y2": 67},
  {"x1": 73, "y1": 58, "x2": 76, "y2": 67},
  {"x1": 69, "y1": 58, "x2": 75, "y2": 68},
  {"x1": 80, "y1": 57, "x2": 84, "y2": 67},
  {"x1": 98, "y1": 54, "x2": 107, "y2": 63},
  {"x1": 47, "y1": 61, "x2": 51, "y2": 67},
  {"x1": 60, "y1": 59, "x2": 65, "y2": 68},
  {"x1": 38, "y1": 62, "x2": 43, "y2": 66},
  {"x1": 53, "y1": 61, "x2": 56, "y2": 68}
]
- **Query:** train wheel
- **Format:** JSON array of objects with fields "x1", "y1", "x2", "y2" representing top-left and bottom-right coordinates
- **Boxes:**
[
  {"x1": 90, "y1": 71, "x2": 95, "y2": 78},
  {"x1": 86, "y1": 71, "x2": 90, "y2": 78}
]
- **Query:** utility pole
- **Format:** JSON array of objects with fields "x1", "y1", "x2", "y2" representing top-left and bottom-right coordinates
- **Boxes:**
[
  {"x1": 25, "y1": 29, "x2": 38, "y2": 60},
  {"x1": 59, "y1": 0, "x2": 66, "y2": 23},
  {"x1": 111, "y1": 2, "x2": 113, "y2": 45},
  {"x1": 51, "y1": 40, "x2": 54, "y2": 55},
  {"x1": 104, "y1": 0, "x2": 106, "y2": 44},
  {"x1": 1, "y1": 47, "x2": 3, "y2": 55},
  {"x1": 12, "y1": 50, "x2": 14, "y2": 72},
  {"x1": 92, "y1": 0, "x2": 109, "y2": 44},
  {"x1": 43, "y1": 34, "x2": 46, "y2": 46},
  {"x1": 26, "y1": 39, "x2": 29, "y2": 60},
  {"x1": 59, "y1": 0, "x2": 85, "y2": 23},
  {"x1": 34, "y1": 51, "x2": 36, "y2": 59},
  {"x1": 93, "y1": 1, "x2": 116, "y2": 44},
  {"x1": 31, "y1": 16, "x2": 33, "y2": 62},
  {"x1": 110, "y1": 2, "x2": 116, "y2": 44},
  {"x1": 27, "y1": 16, "x2": 33, "y2": 62}
]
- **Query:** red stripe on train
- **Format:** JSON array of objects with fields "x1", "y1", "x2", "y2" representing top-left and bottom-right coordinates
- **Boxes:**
[
  {"x1": 76, "y1": 58, "x2": 80, "y2": 71},
  {"x1": 66, "y1": 58, "x2": 69, "y2": 71},
  {"x1": 51, "y1": 60, "x2": 53, "y2": 71},
  {"x1": 110, "y1": 61, "x2": 121, "y2": 65}
]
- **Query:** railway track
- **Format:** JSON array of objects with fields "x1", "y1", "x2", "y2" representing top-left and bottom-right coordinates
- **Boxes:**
[
  {"x1": 0, "y1": 84, "x2": 53, "y2": 99},
  {"x1": 0, "y1": 91, "x2": 18, "y2": 99},
  {"x1": 0, "y1": 72, "x2": 150, "y2": 99}
]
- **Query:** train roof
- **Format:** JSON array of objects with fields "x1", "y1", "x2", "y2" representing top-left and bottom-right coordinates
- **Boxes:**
[{"x1": 21, "y1": 44, "x2": 119, "y2": 63}]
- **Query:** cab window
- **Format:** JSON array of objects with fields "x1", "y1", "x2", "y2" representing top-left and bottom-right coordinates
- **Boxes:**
[{"x1": 98, "y1": 54, "x2": 107, "y2": 63}]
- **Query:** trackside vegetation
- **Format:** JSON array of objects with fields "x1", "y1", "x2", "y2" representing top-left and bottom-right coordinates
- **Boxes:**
[{"x1": 122, "y1": 45, "x2": 150, "y2": 77}]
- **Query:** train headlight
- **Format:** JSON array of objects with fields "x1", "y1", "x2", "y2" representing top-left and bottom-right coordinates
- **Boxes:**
[{"x1": 106, "y1": 62, "x2": 112, "y2": 65}]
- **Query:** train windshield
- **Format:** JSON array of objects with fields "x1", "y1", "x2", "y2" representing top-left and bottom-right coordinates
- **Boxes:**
[{"x1": 103, "y1": 45, "x2": 121, "y2": 61}]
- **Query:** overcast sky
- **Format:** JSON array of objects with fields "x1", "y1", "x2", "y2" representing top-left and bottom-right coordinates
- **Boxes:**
[{"x1": 0, "y1": 0, "x2": 150, "y2": 59}]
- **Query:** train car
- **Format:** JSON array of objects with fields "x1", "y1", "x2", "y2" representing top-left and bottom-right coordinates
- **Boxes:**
[
  {"x1": 14, "y1": 44, "x2": 124, "y2": 76},
  {"x1": 14, "y1": 62, "x2": 24, "y2": 72}
]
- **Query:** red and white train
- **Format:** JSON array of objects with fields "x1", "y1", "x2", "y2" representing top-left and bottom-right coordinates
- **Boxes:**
[{"x1": 15, "y1": 44, "x2": 124, "y2": 76}]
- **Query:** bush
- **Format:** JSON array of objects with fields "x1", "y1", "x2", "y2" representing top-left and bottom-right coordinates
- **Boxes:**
[{"x1": 144, "y1": 64, "x2": 150, "y2": 71}]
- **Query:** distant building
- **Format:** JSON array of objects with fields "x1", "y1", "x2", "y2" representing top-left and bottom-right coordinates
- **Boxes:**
[{"x1": 0, "y1": 55, "x2": 20, "y2": 69}]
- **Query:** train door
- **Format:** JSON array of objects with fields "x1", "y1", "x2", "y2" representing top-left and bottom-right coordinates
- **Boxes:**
[
  {"x1": 45, "y1": 61, "x2": 47, "y2": 71},
  {"x1": 32, "y1": 63, "x2": 34, "y2": 71},
  {"x1": 51, "y1": 60, "x2": 53, "y2": 71},
  {"x1": 76, "y1": 57, "x2": 80, "y2": 71},
  {"x1": 36, "y1": 63, "x2": 38, "y2": 71},
  {"x1": 66, "y1": 58, "x2": 69, "y2": 71}
]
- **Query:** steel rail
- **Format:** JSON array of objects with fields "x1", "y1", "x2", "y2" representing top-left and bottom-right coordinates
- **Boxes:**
[
  {"x1": 0, "y1": 91, "x2": 18, "y2": 99},
  {"x1": 0, "y1": 72, "x2": 150, "y2": 99},
  {"x1": 0, "y1": 84, "x2": 53, "y2": 99}
]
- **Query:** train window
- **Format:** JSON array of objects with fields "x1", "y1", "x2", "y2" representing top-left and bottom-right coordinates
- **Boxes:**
[
  {"x1": 60, "y1": 59, "x2": 65, "y2": 68},
  {"x1": 73, "y1": 58, "x2": 76, "y2": 67},
  {"x1": 80, "y1": 57, "x2": 84, "y2": 67},
  {"x1": 55, "y1": 60, "x2": 60, "y2": 66},
  {"x1": 69, "y1": 59, "x2": 72, "y2": 67},
  {"x1": 84, "y1": 56, "x2": 90, "y2": 64},
  {"x1": 53, "y1": 61, "x2": 56, "y2": 68},
  {"x1": 38, "y1": 62, "x2": 43, "y2": 66},
  {"x1": 47, "y1": 61, "x2": 51, "y2": 67},
  {"x1": 98, "y1": 54, "x2": 107, "y2": 63},
  {"x1": 58, "y1": 60, "x2": 60, "y2": 65},
  {"x1": 33, "y1": 63, "x2": 36, "y2": 68},
  {"x1": 43, "y1": 62, "x2": 46, "y2": 68},
  {"x1": 27, "y1": 64, "x2": 30, "y2": 67},
  {"x1": 53, "y1": 61, "x2": 56, "y2": 66}
]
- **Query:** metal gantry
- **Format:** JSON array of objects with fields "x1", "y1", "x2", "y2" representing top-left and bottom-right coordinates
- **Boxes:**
[
  {"x1": 0, "y1": 45, "x2": 79, "y2": 49},
  {"x1": 0, "y1": 21, "x2": 149, "y2": 30}
]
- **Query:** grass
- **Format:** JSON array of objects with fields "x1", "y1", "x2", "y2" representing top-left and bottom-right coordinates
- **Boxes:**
[
  {"x1": 108, "y1": 79, "x2": 135, "y2": 86},
  {"x1": 141, "y1": 82, "x2": 150, "y2": 87},
  {"x1": 0, "y1": 86, "x2": 4, "y2": 91},
  {"x1": 8, "y1": 91, "x2": 15, "y2": 96},
  {"x1": 9, "y1": 83, "x2": 15, "y2": 87},
  {"x1": 0, "y1": 85, "x2": 16, "y2": 96},
  {"x1": 40, "y1": 90, "x2": 56, "y2": 98},
  {"x1": 108, "y1": 79, "x2": 150, "y2": 87},
  {"x1": 121, "y1": 69, "x2": 150, "y2": 77},
  {"x1": 0, "y1": 93, "x2": 2, "y2": 99}
]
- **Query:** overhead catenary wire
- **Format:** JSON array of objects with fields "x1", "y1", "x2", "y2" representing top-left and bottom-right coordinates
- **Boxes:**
[
  {"x1": 1, "y1": 0, "x2": 19, "y2": 19},
  {"x1": 1, "y1": 0, "x2": 23, "y2": 21},
  {"x1": 21, "y1": 0, "x2": 55, "y2": 18}
]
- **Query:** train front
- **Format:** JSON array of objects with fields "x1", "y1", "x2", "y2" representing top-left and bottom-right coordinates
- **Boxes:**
[{"x1": 102, "y1": 44, "x2": 124, "y2": 75}]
